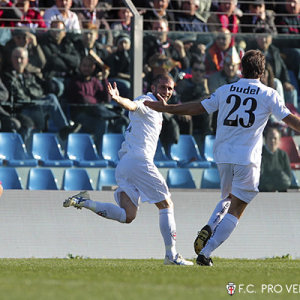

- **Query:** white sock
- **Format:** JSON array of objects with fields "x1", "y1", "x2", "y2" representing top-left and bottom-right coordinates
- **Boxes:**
[
  {"x1": 159, "y1": 208, "x2": 177, "y2": 259},
  {"x1": 207, "y1": 198, "x2": 231, "y2": 232},
  {"x1": 201, "y1": 213, "x2": 238, "y2": 258},
  {"x1": 83, "y1": 200, "x2": 126, "y2": 223}
]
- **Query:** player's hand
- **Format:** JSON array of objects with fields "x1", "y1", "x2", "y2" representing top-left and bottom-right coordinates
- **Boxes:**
[
  {"x1": 144, "y1": 93, "x2": 168, "y2": 112},
  {"x1": 107, "y1": 82, "x2": 120, "y2": 102}
]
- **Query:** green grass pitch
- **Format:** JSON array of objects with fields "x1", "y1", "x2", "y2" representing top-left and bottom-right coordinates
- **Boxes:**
[{"x1": 0, "y1": 258, "x2": 300, "y2": 300}]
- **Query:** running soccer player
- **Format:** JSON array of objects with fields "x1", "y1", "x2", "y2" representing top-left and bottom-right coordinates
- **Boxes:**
[
  {"x1": 63, "y1": 74, "x2": 193, "y2": 266},
  {"x1": 144, "y1": 50, "x2": 300, "y2": 266}
]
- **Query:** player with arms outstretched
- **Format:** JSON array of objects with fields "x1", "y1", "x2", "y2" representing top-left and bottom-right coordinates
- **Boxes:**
[
  {"x1": 63, "y1": 74, "x2": 193, "y2": 266},
  {"x1": 144, "y1": 50, "x2": 300, "y2": 266}
]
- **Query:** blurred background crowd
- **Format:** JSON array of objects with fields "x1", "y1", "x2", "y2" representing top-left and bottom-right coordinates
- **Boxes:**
[{"x1": 0, "y1": 0, "x2": 299, "y2": 161}]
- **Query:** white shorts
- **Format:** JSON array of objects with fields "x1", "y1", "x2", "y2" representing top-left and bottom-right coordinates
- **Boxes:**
[
  {"x1": 217, "y1": 163, "x2": 260, "y2": 204},
  {"x1": 114, "y1": 153, "x2": 171, "y2": 207}
]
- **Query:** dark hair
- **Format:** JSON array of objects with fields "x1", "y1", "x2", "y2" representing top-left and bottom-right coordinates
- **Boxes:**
[
  {"x1": 241, "y1": 50, "x2": 265, "y2": 79},
  {"x1": 261, "y1": 62, "x2": 275, "y2": 89},
  {"x1": 264, "y1": 124, "x2": 281, "y2": 138},
  {"x1": 50, "y1": 19, "x2": 65, "y2": 28},
  {"x1": 151, "y1": 73, "x2": 174, "y2": 86}
]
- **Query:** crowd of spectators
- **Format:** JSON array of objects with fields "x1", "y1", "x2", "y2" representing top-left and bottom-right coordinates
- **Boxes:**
[{"x1": 0, "y1": 0, "x2": 299, "y2": 154}]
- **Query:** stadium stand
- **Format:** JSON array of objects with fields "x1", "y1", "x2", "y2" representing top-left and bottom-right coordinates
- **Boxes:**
[
  {"x1": 0, "y1": 167, "x2": 23, "y2": 189},
  {"x1": 169, "y1": 135, "x2": 211, "y2": 168},
  {"x1": 66, "y1": 133, "x2": 108, "y2": 168},
  {"x1": 154, "y1": 140, "x2": 177, "y2": 168},
  {"x1": 166, "y1": 168, "x2": 196, "y2": 189},
  {"x1": 97, "y1": 168, "x2": 117, "y2": 190},
  {"x1": 101, "y1": 133, "x2": 124, "y2": 167},
  {"x1": 62, "y1": 168, "x2": 93, "y2": 191},
  {"x1": 0, "y1": 132, "x2": 37, "y2": 167},
  {"x1": 31, "y1": 133, "x2": 73, "y2": 167},
  {"x1": 200, "y1": 167, "x2": 221, "y2": 189},
  {"x1": 0, "y1": 0, "x2": 299, "y2": 191},
  {"x1": 279, "y1": 136, "x2": 300, "y2": 169},
  {"x1": 27, "y1": 168, "x2": 58, "y2": 190}
]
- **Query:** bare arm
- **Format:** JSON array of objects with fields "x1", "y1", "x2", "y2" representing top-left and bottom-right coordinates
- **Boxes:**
[
  {"x1": 144, "y1": 93, "x2": 208, "y2": 116},
  {"x1": 107, "y1": 82, "x2": 137, "y2": 111},
  {"x1": 282, "y1": 114, "x2": 300, "y2": 133}
]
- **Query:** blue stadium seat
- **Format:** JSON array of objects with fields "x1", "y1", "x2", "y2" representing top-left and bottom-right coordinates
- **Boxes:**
[
  {"x1": 200, "y1": 168, "x2": 221, "y2": 189},
  {"x1": 170, "y1": 135, "x2": 211, "y2": 168},
  {"x1": 101, "y1": 133, "x2": 125, "y2": 167},
  {"x1": 0, "y1": 132, "x2": 37, "y2": 166},
  {"x1": 97, "y1": 168, "x2": 117, "y2": 190},
  {"x1": 27, "y1": 168, "x2": 58, "y2": 190},
  {"x1": 0, "y1": 167, "x2": 22, "y2": 189},
  {"x1": 290, "y1": 170, "x2": 299, "y2": 189},
  {"x1": 166, "y1": 168, "x2": 196, "y2": 189},
  {"x1": 66, "y1": 133, "x2": 108, "y2": 167},
  {"x1": 32, "y1": 133, "x2": 73, "y2": 167},
  {"x1": 204, "y1": 135, "x2": 216, "y2": 163},
  {"x1": 154, "y1": 140, "x2": 177, "y2": 168},
  {"x1": 62, "y1": 168, "x2": 93, "y2": 190}
]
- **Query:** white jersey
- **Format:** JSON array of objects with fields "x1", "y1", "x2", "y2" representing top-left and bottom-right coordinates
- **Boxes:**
[
  {"x1": 118, "y1": 92, "x2": 163, "y2": 160},
  {"x1": 202, "y1": 78, "x2": 291, "y2": 166}
]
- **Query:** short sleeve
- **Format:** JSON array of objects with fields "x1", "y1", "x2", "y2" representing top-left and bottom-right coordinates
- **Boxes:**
[
  {"x1": 201, "y1": 91, "x2": 219, "y2": 114},
  {"x1": 271, "y1": 90, "x2": 291, "y2": 121}
]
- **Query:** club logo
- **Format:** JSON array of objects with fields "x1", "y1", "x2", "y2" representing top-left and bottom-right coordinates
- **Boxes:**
[{"x1": 226, "y1": 282, "x2": 236, "y2": 296}]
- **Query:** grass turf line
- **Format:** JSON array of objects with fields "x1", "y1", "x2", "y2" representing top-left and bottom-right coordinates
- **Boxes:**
[{"x1": 0, "y1": 258, "x2": 299, "y2": 300}]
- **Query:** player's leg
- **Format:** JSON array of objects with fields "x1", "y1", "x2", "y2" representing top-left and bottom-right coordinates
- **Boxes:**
[
  {"x1": 156, "y1": 199, "x2": 193, "y2": 266},
  {"x1": 197, "y1": 163, "x2": 259, "y2": 266},
  {"x1": 197, "y1": 196, "x2": 247, "y2": 266},
  {"x1": 194, "y1": 196, "x2": 231, "y2": 254},
  {"x1": 194, "y1": 164, "x2": 233, "y2": 254},
  {"x1": 63, "y1": 190, "x2": 129, "y2": 223}
]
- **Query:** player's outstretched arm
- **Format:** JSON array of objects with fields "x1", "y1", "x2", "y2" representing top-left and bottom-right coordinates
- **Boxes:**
[
  {"x1": 144, "y1": 93, "x2": 207, "y2": 116},
  {"x1": 107, "y1": 82, "x2": 137, "y2": 111},
  {"x1": 283, "y1": 114, "x2": 300, "y2": 133}
]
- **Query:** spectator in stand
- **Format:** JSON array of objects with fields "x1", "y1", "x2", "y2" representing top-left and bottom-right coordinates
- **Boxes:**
[
  {"x1": 259, "y1": 126, "x2": 292, "y2": 192},
  {"x1": 261, "y1": 62, "x2": 285, "y2": 104},
  {"x1": 75, "y1": 0, "x2": 113, "y2": 47},
  {"x1": 207, "y1": 0, "x2": 240, "y2": 34},
  {"x1": 110, "y1": 6, "x2": 132, "y2": 39},
  {"x1": 3, "y1": 28, "x2": 46, "y2": 76},
  {"x1": 275, "y1": 0, "x2": 300, "y2": 90},
  {"x1": 74, "y1": 22, "x2": 110, "y2": 80},
  {"x1": 261, "y1": 62, "x2": 288, "y2": 128},
  {"x1": 175, "y1": 58, "x2": 211, "y2": 146},
  {"x1": 43, "y1": 0, "x2": 81, "y2": 33},
  {"x1": 143, "y1": 18, "x2": 189, "y2": 78},
  {"x1": 0, "y1": 75, "x2": 34, "y2": 144},
  {"x1": 14, "y1": 0, "x2": 46, "y2": 29},
  {"x1": 2, "y1": 47, "x2": 80, "y2": 140},
  {"x1": 175, "y1": 0, "x2": 209, "y2": 32},
  {"x1": 208, "y1": 47, "x2": 241, "y2": 134},
  {"x1": 66, "y1": 56, "x2": 128, "y2": 145},
  {"x1": 205, "y1": 28, "x2": 243, "y2": 75},
  {"x1": 276, "y1": 0, "x2": 300, "y2": 35},
  {"x1": 106, "y1": 34, "x2": 131, "y2": 98},
  {"x1": 207, "y1": 46, "x2": 240, "y2": 93},
  {"x1": 240, "y1": 0, "x2": 277, "y2": 34},
  {"x1": 143, "y1": 0, "x2": 176, "y2": 31},
  {"x1": 39, "y1": 20, "x2": 80, "y2": 89},
  {"x1": 0, "y1": 0, "x2": 22, "y2": 27},
  {"x1": 247, "y1": 27, "x2": 298, "y2": 110}
]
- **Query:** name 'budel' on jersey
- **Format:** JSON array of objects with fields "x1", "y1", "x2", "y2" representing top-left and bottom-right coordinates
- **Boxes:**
[{"x1": 230, "y1": 85, "x2": 260, "y2": 95}]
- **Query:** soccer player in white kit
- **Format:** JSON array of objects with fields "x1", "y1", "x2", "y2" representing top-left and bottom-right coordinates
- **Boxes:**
[
  {"x1": 144, "y1": 50, "x2": 300, "y2": 266},
  {"x1": 63, "y1": 74, "x2": 193, "y2": 266}
]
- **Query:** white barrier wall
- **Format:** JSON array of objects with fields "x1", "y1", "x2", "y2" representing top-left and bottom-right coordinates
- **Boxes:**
[{"x1": 0, "y1": 190, "x2": 299, "y2": 259}]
